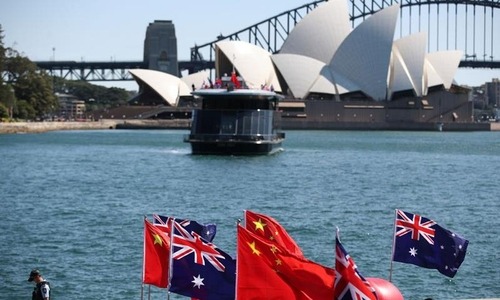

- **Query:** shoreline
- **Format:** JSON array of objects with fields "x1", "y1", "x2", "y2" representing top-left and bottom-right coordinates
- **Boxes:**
[
  {"x1": 1, "y1": 119, "x2": 498, "y2": 134},
  {"x1": 0, "y1": 119, "x2": 190, "y2": 134}
]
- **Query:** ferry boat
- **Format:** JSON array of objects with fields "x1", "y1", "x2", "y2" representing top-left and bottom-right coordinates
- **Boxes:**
[{"x1": 184, "y1": 86, "x2": 285, "y2": 155}]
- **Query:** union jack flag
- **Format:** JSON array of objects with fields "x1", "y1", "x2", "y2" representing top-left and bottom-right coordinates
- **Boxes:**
[
  {"x1": 152, "y1": 214, "x2": 216, "y2": 242},
  {"x1": 172, "y1": 221, "x2": 226, "y2": 271},
  {"x1": 169, "y1": 221, "x2": 236, "y2": 300},
  {"x1": 395, "y1": 209, "x2": 436, "y2": 244},
  {"x1": 334, "y1": 229, "x2": 377, "y2": 300},
  {"x1": 392, "y1": 209, "x2": 469, "y2": 278}
]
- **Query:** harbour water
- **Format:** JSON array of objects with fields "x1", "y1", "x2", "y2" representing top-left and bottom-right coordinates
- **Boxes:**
[{"x1": 1, "y1": 129, "x2": 499, "y2": 299}]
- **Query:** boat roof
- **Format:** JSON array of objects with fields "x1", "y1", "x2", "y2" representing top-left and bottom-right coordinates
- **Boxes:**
[{"x1": 192, "y1": 88, "x2": 284, "y2": 100}]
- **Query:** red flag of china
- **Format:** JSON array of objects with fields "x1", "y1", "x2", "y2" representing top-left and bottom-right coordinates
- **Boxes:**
[
  {"x1": 230, "y1": 71, "x2": 241, "y2": 88},
  {"x1": 237, "y1": 225, "x2": 335, "y2": 300},
  {"x1": 245, "y1": 210, "x2": 304, "y2": 258},
  {"x1": 143, "y1": 219, "x2": 170, "y2": 288}
]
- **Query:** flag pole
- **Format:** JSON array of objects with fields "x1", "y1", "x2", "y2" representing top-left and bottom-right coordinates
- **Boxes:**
[
  {"x1": 145, "y1": 216, "x2": 151, "y2": 300},
  {"x1": 141, "y1": 215, "x2": 147, "y2": 300},
  {"x1": 232, "y1": 54, "x2": 236, "y2": 73},
  {"x1": 235, "y1": 218, "x2": 241, "y2": 300},
  {"x1": 389, "y1": 209, "x2": 398, "y2": 282},
  {"x1": 334, "y1": 227, "x2": 338, "y2": 269},
  {"x1": 167, "y1": 217, "x2": 175, "y2": 297}
]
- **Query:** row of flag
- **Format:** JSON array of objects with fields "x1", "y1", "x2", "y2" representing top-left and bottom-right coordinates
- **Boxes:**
[{"x1": 142, "y1": 209, "x2": 469, "y2": 299}]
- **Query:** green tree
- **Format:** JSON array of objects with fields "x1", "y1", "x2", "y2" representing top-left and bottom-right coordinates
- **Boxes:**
[
  {"x1": 0, "y1": 83, "x2": 16, "y2": 119},
  {"x1": 102, "y1": 87, "x2": 129, "y2": 107},
  {"x1": 0, "y1": 24, "x2": 10, "y2": 116},
  {"x1": 4, "y1": 49, "x2": 58, "y2": 119},
  {"x1": 0, "y1": 24, "x2": 5, "y2": 85},
  {"x1": 0, "y1": 102, "x2": 8, "y2": 119},
  {"x1": 15, "y1": 99, "x2": 36, "y2": 120},
  {"x1": 54, "y1": 78, "x2": 130, "y2": 112},
  {"x1": 0, "y1": 29, "x2": 16, "y2": 119}
]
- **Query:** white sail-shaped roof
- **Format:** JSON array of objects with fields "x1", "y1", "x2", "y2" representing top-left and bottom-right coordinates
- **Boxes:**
[
  {"x1": 279, "y1": 0, "x2": 351, "y2": 64},
  {"x1": 425, "y1": 50, "x2": 463, "y2": 90},
  {"x1": 309, "y1": 67, "x2": 340, "y2": 95},
  {"x1": 391, "y1": 32, "x2": 427, "y2": 97},
  {"x1": 328, "y1": 69, "x2": 362, "y2": 95},
  {"x1": 308, "y1": 67, "x2": 360, "y2": 95},
  {"x1": 129, "y1": 69, "x2": 190, "y2": 106},
  {"x1": 390, "y1": 49, "x2": 413, "y2": 95},
  {"x1": 181, "y1": 70, "x2": 210, "y2": 93},
  {"x1": 178, "y1": 81, "x2": 191, "y2": 97},
  {"x1": 271, "y1": 54, "x2": 328, "y2": 99},
  {"x1": 329, "y1": 4, "x2": 400, "y2": 101},
  {"x1": 215, "y1": 41, "x2": 281, "y2": 91},
  {"x1": 424, "y1": 59, "x2": 442, "y2": 94}
]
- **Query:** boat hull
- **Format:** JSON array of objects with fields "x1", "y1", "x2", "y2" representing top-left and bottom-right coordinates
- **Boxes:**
[{"x1": 186, "y1": 137, "x2": 284, "y2": 155}]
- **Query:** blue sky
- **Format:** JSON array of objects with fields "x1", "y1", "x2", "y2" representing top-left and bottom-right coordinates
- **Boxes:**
[{"x1": 1, "y1": 0, "x2": 498, "y2": 90}]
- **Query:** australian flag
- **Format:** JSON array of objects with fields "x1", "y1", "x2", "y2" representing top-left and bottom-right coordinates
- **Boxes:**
[
  {"x1": 169, "y1": 220, "x2": 236, "y2": 300},
  {"x1": 152, "y1": 214, "x2": 217, "y2": 242},
  {"x1": 392, "y1": 209, "x2": 469, "y2": 278}
]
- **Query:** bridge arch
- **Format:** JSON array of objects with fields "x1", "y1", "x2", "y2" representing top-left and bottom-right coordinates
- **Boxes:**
[{"x1": 190, "y1": 0, "x2": 500, "y2": 70}]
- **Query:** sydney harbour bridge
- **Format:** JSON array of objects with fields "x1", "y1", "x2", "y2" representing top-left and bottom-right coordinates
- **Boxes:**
[{"x1": 25, "y1": 0, "x2": 500, "y2": 82}]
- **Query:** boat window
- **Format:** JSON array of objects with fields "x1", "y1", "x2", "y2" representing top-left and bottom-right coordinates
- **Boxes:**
[
  {"x1": 238, "y1": 112, "x2": 253, "y2": 135},
  {"x1": 191, "y1": 109, "x2": 276, "y2": 137},
  {"x1": 220, "y1": 113, "x2": 236, "y2": 134}
]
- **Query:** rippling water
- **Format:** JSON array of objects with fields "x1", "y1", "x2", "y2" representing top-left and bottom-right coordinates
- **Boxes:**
[{"x1": 1, "y1": 129, "x2": 499, "y2": 299}]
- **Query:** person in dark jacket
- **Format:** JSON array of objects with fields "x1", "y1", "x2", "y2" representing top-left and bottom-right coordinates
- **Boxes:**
[{"x1": 28, "y1": 269, "x2": 50, "y2": 300}]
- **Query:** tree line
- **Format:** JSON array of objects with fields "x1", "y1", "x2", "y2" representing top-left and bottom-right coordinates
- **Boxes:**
[{"x1": 0, "y1": 24, "x2": 131, "y2": 121}]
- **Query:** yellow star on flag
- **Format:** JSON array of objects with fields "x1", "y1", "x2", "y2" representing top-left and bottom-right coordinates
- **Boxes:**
[
  {"x1": 247, "y1": 241, "x2": 261, "y2": 256},
  {"x1": 275, "y1": 258, "x2": 282, "y2": 266},
  {"x1": 153, "y1": 233, "x2": 163, "y2": 246},
  {"x1": 253, "y1": 218, "x2": 266, "y2": 232}
]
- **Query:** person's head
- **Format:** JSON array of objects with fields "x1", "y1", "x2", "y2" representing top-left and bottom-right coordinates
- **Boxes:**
[{"x1": 28, "y1": 269, "x2": 42, "y2": 283}]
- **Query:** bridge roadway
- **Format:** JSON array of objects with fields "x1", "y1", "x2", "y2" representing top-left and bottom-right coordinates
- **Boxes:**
[
  {"x1": 32, "y1": 60, "x2": 215, "y2": 81},
  {"x1": 31, "y1": 59, "x2": 499, "y2": 82}
]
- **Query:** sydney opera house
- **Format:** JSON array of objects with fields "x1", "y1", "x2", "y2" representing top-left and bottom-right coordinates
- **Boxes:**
[{"x1": 129, "y1": 0, "x2": 475, "y2": 130}]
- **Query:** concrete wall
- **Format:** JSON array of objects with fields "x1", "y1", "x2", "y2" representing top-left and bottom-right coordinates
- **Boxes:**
[
  {"x1": 0, "y1": 119, "x2": 189, "y2": 134},
  {"x1": 0, "y1": 120, "x2": 118, "y2": 134},
  {"x1": 2, "y1": 119, "x2": 495, "y2": 134}
]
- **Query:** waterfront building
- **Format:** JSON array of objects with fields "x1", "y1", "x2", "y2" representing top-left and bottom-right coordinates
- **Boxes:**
[
  {"x1": 55, "y1": 93, "x2": 86, "y2": 120},
  {"x1": 485, "y1": 78, "x2": 500, "y2": 108}
]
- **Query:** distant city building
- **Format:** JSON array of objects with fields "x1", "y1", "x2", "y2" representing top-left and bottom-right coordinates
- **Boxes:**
[
  {"x1": 143, "y1": 20, "x2": 178, "y2": 76},
  {"x1": 485, "y1": 78, "x2": 500, "y2": 108},
  {"x1": 56, "y1": 93, "x2": 86, "y2": 120}
]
